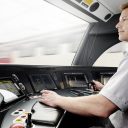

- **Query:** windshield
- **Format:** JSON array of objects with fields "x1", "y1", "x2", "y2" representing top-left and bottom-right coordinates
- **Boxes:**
[{"x1": 0, "y1": 0, "x2": 89, "y2": 65}]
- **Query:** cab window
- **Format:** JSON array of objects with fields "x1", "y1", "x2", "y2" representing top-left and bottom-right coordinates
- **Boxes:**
[{"x1": 0, "y1": 0, "x2": 89, "y2": 65}]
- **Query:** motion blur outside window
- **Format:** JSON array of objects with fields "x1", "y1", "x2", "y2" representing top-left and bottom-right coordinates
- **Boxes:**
[{"x1": 0, "y1": 0, "x2": 89, "y2": 65}]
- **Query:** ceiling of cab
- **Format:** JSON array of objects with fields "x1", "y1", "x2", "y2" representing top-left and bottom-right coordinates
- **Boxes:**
[
  {"x1": 45, "y1": 0, "x2": 128, "y2": 22},
  {"x1": 99, "y1": 0, "x2": 128, "y2": 14}
]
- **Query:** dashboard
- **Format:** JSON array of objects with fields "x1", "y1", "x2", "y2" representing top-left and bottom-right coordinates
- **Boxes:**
[{"x1": 0, "y1": 65, "x2": 116, "y2": 128}]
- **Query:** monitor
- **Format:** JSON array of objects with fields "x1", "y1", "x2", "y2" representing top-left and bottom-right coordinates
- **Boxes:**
[{"x1": 0, "y1": 78, "x2": 24, "y2": 102}]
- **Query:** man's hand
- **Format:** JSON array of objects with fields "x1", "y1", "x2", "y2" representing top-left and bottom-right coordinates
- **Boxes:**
[
  {"x1": 92, "y1": 80, "x2": 104, "y2": 91},
  {"x1": 39, "y1": 90, "x2": 62, "y2": 107}
]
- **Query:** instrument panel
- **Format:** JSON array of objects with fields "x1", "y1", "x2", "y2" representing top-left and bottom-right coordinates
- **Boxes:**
[{"x1": 0, "y1": 65, "x2": 117, "y2": 128}]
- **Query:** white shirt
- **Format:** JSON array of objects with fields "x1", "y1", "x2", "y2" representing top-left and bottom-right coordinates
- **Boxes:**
[{"x1": 99, "y1": 55, "x2": 128, "y2": 128}]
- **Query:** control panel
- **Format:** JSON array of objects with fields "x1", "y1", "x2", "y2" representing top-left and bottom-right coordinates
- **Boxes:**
[{"x1": 0, "y1": 65, "x2": 117, "y2": 128}]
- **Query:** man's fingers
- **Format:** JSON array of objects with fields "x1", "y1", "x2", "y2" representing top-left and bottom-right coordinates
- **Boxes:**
[{"x1": 40, "y1": 90, "x2": 51, "y2": 94}]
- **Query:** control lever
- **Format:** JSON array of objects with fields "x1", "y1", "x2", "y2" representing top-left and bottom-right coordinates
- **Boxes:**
[
  {"x1": 89, "y1": 81, "x2": 96, "y2": 91},
  {"x1": 19, "y1": 83, "x2": 30, "y2": 100},
  {"x1": 88, "y1": 81, "x2": 101, "y2": 92},
  {"x1": 12, "y1": 74, "x2": 29, "y2": 100},
  {"x1": 12, "y1": 74, "x2": 20, "y2": 82},
  {"x1": 26, "y1": 113, "x2": 33, "y2": 128}
]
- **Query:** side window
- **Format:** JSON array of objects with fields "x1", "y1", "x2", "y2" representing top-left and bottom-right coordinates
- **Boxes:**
[{"x1": 93, "y1": 43, "x2": 128, "y2": 67}]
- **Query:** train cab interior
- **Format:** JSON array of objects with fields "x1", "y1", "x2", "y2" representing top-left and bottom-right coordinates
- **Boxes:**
[{"x1": 0, "y1": 0, "x2": 128, "y2": 128}]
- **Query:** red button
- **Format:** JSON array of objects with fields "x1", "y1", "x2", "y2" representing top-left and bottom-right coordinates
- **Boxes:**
[{"x1": 10, "y1": 123, "x2": 25, "y2": 128}]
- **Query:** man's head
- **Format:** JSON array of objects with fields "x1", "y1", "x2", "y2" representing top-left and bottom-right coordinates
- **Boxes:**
[{"x1": 116, "y1": 3, "x2": 128, "y2": 42}]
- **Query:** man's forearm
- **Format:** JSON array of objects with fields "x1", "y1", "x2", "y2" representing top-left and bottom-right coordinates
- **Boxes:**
[{"x1": 57, "y1": 94, "x2": 117, "y2": 118}]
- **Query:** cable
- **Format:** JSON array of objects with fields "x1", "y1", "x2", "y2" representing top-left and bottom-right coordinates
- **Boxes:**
[{"x1": 31, "y1": 101, "x2": 38, "y2": 113}]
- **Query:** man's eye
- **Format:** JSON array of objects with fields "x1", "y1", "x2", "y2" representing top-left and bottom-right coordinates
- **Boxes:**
[
  {"x1": 123, "y1": 18, "x2": 126, "y2": 21},
  {"x1": 120, "y1": 17, "x2": 128, "y2": 22},
  {"x1": 122, "y1": 17, "x2": 128, "y2": 21}
]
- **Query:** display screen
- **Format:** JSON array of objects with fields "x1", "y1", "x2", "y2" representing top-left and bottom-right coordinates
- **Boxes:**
[
  {"x1": 30, "y1": 74, "x2": 57, "y2": 92},
  {"x1": 64, "y1": 73, "x2": 88, "y2": 88},
  {"x1": 0, "y1": 78, "x2": 23, "y2": 102},
  {"x1": 0, "y1": 80, "x2": 20, "y2": 95},
  {"x1": 100, "y1": 75, "x2": 111, "y2": 85}
]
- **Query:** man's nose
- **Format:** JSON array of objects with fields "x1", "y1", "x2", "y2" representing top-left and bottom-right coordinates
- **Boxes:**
[{"x1": 116, "y1": 21, "x2": 121, "y2": 29}]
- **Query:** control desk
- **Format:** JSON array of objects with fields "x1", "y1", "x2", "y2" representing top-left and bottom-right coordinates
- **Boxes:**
[{"x1": 0, "y1": 65, "x2": 116, "y2": 128}]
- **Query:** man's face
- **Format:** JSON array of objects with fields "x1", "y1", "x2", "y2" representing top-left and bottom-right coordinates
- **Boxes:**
[{"x1": 116, "y1": 8, "x2": 128, "y2": 42}]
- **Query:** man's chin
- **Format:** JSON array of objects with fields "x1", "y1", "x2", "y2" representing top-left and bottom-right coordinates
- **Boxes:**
[
  {"x1": 119, "y1": 37, "x2": 125, "y2": 42},
  {"x1": 118, "y1": 35, "x2": 128, "y2": 42}
]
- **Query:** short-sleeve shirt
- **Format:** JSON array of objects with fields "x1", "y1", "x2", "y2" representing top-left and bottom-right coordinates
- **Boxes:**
[{"x1": 99, "y1": 56, "x2": 128, "y2": 128}]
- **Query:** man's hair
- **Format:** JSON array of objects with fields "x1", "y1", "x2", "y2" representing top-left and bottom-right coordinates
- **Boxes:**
[{"x1": 121, "y1": 3, "x2": 128, "y2": 10}]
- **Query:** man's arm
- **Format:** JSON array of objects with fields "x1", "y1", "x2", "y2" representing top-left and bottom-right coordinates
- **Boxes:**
[{"x1": 40, "y1": 90, "x2": 118, "y2": 118}]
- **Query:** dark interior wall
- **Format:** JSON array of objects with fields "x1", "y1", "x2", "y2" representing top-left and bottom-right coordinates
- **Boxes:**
[{"x1": 72, "y1": 14, "x2": 120, "y2": 66}]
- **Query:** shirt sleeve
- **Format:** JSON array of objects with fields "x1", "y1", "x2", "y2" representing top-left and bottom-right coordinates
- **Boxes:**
[{"x1": 99, "y1": 57, "x2": 128, "y2": 111}]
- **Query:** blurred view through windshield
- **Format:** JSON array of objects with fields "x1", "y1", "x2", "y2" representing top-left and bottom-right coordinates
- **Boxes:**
[{"x1": 0, "y1": 0, "x2": 89, "y2": 65}]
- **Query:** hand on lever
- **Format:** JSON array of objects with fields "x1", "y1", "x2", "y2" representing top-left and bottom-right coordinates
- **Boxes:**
[{"x1": 91, "y1": 80, "x2": 104, "y2": 91}]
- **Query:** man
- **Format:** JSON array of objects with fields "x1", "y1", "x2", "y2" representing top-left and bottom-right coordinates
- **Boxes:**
[{"x1": 40, "y1": 3, "x2": 128, "y2": 128}]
